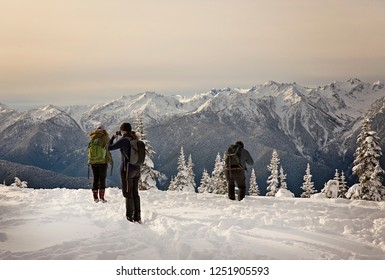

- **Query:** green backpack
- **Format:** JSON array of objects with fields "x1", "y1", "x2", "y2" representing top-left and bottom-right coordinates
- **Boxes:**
[{"x1": 87, "y1": 136, "x2": 107, "y2": 164}]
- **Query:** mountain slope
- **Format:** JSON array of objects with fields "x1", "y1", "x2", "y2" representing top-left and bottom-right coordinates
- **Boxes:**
[
  {"x1": 1, "y1": 79, "x2": 385, "y2": 193},
  {"x1": 0, "y1": 160, "x2": 90, "y2": 188},
  {"x1": 0, "y1": 105, "x2": 88, "y2": 176}
]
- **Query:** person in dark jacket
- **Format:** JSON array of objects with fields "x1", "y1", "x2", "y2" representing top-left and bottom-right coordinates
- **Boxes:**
[
  {"x1": 225, "y1": 141, "x2": 254, "y2": 201},
  {"x1": 108, "y1": 122, "x2": 142, "y2": 223}
]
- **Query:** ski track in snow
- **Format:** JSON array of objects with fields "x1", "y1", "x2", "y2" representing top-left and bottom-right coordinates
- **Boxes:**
[{"x1": 0, "y1": 186, "x2": 384, "y2": 260}]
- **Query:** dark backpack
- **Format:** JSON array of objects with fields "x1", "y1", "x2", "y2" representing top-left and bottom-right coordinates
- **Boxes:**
[
  {"x1": 128, "y1": 139, "x2": 146, "y2": 165},
  {"x1": 224, "y1": 144, "x2": 242, "y2": 169}
]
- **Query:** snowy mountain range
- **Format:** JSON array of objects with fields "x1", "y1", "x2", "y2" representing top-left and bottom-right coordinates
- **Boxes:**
[{"x1": 1, "y1": 78, "x2": 385, "y2": 194}]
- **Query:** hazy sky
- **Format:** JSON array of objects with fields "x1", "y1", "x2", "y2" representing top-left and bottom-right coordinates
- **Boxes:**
[{"x1": 1, "y1": 0, "x2": 385, "y2": 109}]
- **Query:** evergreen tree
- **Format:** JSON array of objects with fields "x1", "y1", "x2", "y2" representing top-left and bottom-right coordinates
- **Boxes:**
[
  {"x1": 279, "y1": 165, "x2": 287, "y2": 190},
  {"x1": 168, "y1": 147, "x2": 192, "y2": 191},
  {"x1": 338, "y1": 171, "x2": 348, "y2": 198},
  {"x1": 333, "y1": 169, "x2": 340, "y2": 182},
  {"x1": 211, "y1": 153, "x2": 227, "y2": 194},
  {"x1": 249, "y1": 168, "x2": 260, "y2": 196},
  {"x1": 198, "y1": 169, "x2": 211, "y2": 193},
  {"x1": 186, "y1": 154, "x2": 197, "y2": 192},
  {"x1": 134, "y1": 112, "x2": 160, "y2": 190},
  {"x1": 321, "y1": 179, "x2": 339, "y2": 198},
  {"x1": 169, "y1": 176, "x2": 175, "y2": 190},
  {"x1": 266, "y1": 149, "x2": 280, "y2": 196},
  {"x1": 352, "y1": 118, "x2": 385, "y2": 201},
  {"x1": 301, "y1": 163, "x2": 316, "y2": 198},
  {"x1": 11, "y1": 177, "x2": 28, "y2": 188},
  {"x1": 345, "y1": 183, "x2": 362, "y2": 200}
]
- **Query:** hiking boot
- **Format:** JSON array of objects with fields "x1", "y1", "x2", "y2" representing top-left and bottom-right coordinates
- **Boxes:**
[
  {"x1": 134, "y1": 214, "x2": 142, "y2": 223},
  {"x1": 125, "y1": 198, "x2": 135, "y2": 221},
  {"x1": 99, "y1": 189, "x2": 106, "y2": 203},
  {"x1": 92, "y1": 190, "x2": 99, "y2": 202},
  {"x1": 126, "y1": 216, "x2": 134, "y2": 222}
]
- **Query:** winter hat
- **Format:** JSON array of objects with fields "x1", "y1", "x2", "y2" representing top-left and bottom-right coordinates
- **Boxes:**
[
  {"x1": 120, "y1": 122, "x2": 132, "y2": 132},
  {"x1": 235, "y1": 141, "x2": 244, "y2": 148}
]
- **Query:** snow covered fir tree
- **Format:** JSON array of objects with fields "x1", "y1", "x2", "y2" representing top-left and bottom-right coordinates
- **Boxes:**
[
  {"x1": 10, "y1": 177, "x2": 28, "y2": 188},
  {"x1": 338, "y1": 171, "x2": 348, "y2": 198},
  {"x1": 186, "y1": 154, "x2": 197, "y2": 192},
  {"x1": 301, "y1": 163, "x2": 316, "y2": 198},
  {"x1": 168, "y1": 147, "x2": 196, "y2": 192},
  {"x1": 321, "y1": 179, "x2": 339, "y2": 199},
  {"x1": 248, "y1": 169, "x2": 260, "y2": 196},
  {"x1": 348, "y1": 118, "x2": 385, "y2": 201},
  {"x1": 198, "y1": 169, "x2": 211, "y2": 193},
  {"x1": 279, "y1": 166, "x2": 287, "y2": 190},
  {"x1": 266, "y1": 150, "x2": 280, "y2": 196},
  {"x1": 134, "y1": 112, "x2": 160, "y2": 190},
  {"x1": 210, "y1": 153, "x2": 227, "y2": 194}
]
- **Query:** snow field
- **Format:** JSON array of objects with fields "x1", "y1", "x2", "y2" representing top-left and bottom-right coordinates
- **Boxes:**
[{"x1": 0, "y1": 185, "x2": 384, "y2": 260}]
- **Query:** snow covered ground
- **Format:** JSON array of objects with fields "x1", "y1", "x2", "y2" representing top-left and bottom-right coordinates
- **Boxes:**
[{"x1": 1, "y1": 185, "x2": 385, "y2": 260}]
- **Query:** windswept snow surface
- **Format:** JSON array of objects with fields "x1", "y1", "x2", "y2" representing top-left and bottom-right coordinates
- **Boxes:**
[{"x1": 0, "y1": 185, "x2": 385, "y2": 260}]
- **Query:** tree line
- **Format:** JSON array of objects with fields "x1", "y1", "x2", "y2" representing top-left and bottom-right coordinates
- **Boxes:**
[{"x1": 167, "y1": 118, "x2": 385, "y2": 201}]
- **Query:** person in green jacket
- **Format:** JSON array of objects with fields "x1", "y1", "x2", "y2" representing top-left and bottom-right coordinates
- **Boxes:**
[{"x1": 88, "y1": 126, "x2": 113, "y2": 202}]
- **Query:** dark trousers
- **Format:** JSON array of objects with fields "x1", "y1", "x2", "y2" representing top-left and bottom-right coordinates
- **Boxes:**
[
  {"x1": 225, "y1": 169, "x2": 246, "y2": 201},
  {"x1": 91, "y1": 164, "x2": 107, "y2": 191},
  {"x1": 121, "y1": 168, "x2": 141, "y2": 220}
]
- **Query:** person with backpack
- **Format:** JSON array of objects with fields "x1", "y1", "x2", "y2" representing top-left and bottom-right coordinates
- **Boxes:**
[
  {"x1": 87, "y1": 126, "x2": 113, "y2": 203},
  {"x1": 224, "y1": 141, "x2": 254, "y2": 201},
  {"x1": 108, "y1": 122, "x2": 144, "y2": 223}
]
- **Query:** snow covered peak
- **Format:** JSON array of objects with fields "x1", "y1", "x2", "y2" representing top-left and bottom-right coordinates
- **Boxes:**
[
  {"x1": 14, "y1": 104, "x2": 80, "y2": 131},
  {"x1": 75, "y1": 91, "x2": 190, "y2": 132},
  {"x1": 210, "y1": 88, "x2": 218, "y2": 95},
  {"x1": 282, "y1": 86, "x2": 302, "y2": 105},
  {"x1": 346, "y1": 78, "x2": 362, "y2": 84},
  {"x1": 372, "y1": 80, "x2": 384, "y2": 90},
  {"x1": 29, "y1": 105, "x2": 66, "y2": 121},
  {"x1": 42, "y1": 104, "x2": 55, "y2": 110},
  {"x1": 263, "y1": 80, "x2": 281, "y2": 87},
  {"x1": 56, "y1": 79, "x2": 385, "y2": 135},
  {"x1": 0, "y1": 103, "x2": 21, "y2": 133},
  {"x1": 0, "y1": 103, "x2": 13, "y2": 113}
]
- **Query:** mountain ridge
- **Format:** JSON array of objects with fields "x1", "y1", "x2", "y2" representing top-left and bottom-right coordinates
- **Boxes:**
[{"x1": 1, "y1": 79, "x2": 385, "y2": 194}]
